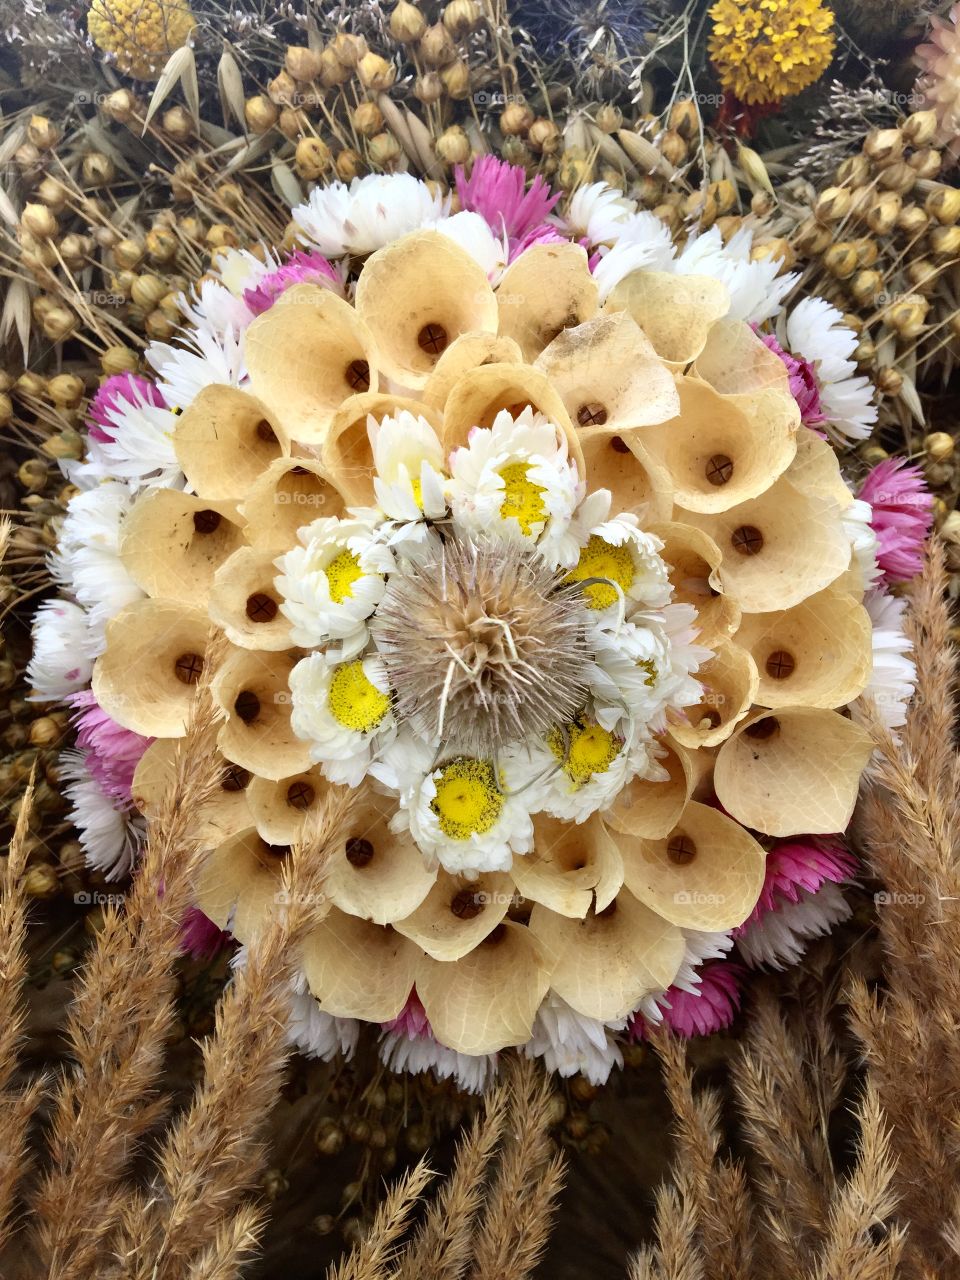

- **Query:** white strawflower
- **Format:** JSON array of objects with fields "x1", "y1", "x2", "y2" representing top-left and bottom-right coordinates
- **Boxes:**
[{"x1": 28, "y1": 599, "x2": 94, "y2": 700}]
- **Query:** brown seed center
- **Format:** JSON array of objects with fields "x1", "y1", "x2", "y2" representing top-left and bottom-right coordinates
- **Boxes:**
[
  {"x1": 220, "y1": 764, "x2": 251, "y2": 791},
  {"x1": 255, "y1": 419, "x2": 277, "y2": 443},
  {"x1": 417, "y1": 322, "x2": 448, "y2": 356},
  {"x1": 450, "y1": 887, "x2": 484, "y2": 919},
  {"x1": 345, "y1": 836, "x2": 374, "y2": 867},
  {"x1": 286, "y1": 780, "x2": 315, "y2": 810},
  {"x1": 667, "y1": 833, "x2": 697, "y2": 865},
  {"x1": 345, "y1": 358, "x2": 370, "y2": 391},
  {"x1": 577, "y1": 402, "x2": 608, "y2": 427},
  {"x1": 765, "y1": 649, "x2": 796, "y2": 680},
  {"x1": 174, "y1": 652, "x2": 204, "y2": 684},
  {"x1": 234, "y1": 689, "x2": 261, "y2": 723},
  {"x1": 609, "y1": 435, "x2": 630, "y2": 453},
  {"x1": 731, "y1": 524, "x2": 764, "y2": 556},
  {"x1": 745, "y1": 716, "x2": 780, "y2": 740},
  {"x1": 245, "y1": 592, "x2": 278, "y2": 622},
  {"x1": 193, "y1": 508, "x2": 222, "y2": 534},
  {"x1": 706, "y1": 453, "x2": 734, "y2": 486}
]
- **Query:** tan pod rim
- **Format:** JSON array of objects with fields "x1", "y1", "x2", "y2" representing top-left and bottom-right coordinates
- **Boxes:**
[
  {"x1": 529, "y1": 890, "x2": 685, "y2": 1022},
  {"x1": 132, "y1": 739, "x2": 254, "y2": 847},
  {"x1": 211, "y1": 647, "x2": 312, "y2": 782},
  {"x1": 245, "y1": 764, "x2": 331, "y2": 846},
  {"x1": 671, "y1": 639, "x2": 759, "y2": 750},
  {"x1": 244, "y1": 283, "x2": 379, "y2": 445},
  {"x1": 237, "y1": 457, "x2": 347, "y2": 554},
  {"x1": 422, "y1": 332, "x2": 524, "y2": 410},
  {"x1": 604, "y1": 738, "x2": 694, "y2": 840},
  {"x1": 194, "y1": 828, "x2": 301, "y2": 943},
  {"x1": 714, "y1": 707, "x2": 874, "y2": 837},
  {"x1": 619, "y1": 798, "x2": 766, "y2": 932},
  {"x1": 173, "y1": 384, "x2": 288, "y2": 501},
  {"x1": 207, "y1": 547, "x2": 293, "y2": 651},
  {"x1": 497, "y1": 242, "x2": 599, "y2": 363},
  {"x1": 301, "y1": 914, "x2": 421, "y2": 1021},
  {"x1": 509, "y1": 812, "x2": 624, "y2": 918},
  {"x1": 354, "y1": 230, "x2": 498, "y2": 389},
  {"x1": 322, "y1": 393, "x2": 444, "y2": 505},
  {"x1": 694, "y1": 317, "x2": 795, "y2": 395},
  {"x1": 649, "y1": 520, "x2": 740, "y2": 646},
  {"x1": 415, "y1": 921, "x2": 553, "y2": 1056},
  {"x1": 605, "y1": 270, "x2": 730, "y2": 366},
  {"x1": 393, "y1": 868, "x2": 513, "y2": 960},
  {"x1": 92, "y1": 599, "x2": 211, "y2": 738},
  {"x1": 578, "y1": 430, "x2": 673, "y2": 521}
]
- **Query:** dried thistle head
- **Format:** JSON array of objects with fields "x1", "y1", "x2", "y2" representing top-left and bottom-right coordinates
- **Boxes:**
[{"x1": 371, "y1": 535, "x2": 591, "y2": 757}]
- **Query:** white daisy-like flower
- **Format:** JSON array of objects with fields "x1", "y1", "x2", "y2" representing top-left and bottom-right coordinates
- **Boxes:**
[
  {"x1": 522, "y1": 718, "x2": 652, "y2": 824},
  {"x1": 369, "y1": 411, "x2": 448, "y2": 522},
  {"x1": 448, "y1": 407, "x2": 582, "y2": 558},
  {"x1": 289, "y1": 650, "x2": 396, "y2": 787},
  {"x1": 523, "y1": 991, "x2": 625, "y2": 1085},
  {"x1": 429, "y1": 210, "x2": 508, "y2": 281},
  {"x1": 592, "y1": 210, "x2": 678, "y2": 301},
  {"x1": 60, "y1": 750, "x2": 143, "y2": 879},
  {"x1": 736, "y1": 881, "x2": 851, "y2": 970},
  {"x1": 676, "y1": 226, "x2": 797, "y2": 325},
  {"x1": 276, "y1": 515, "x2": 396, "y2": 655},
  {"x1": 379, "y1": 1024, "x2": 497, "y2": 1094},
  {"x1": 212, "y1": 246, "x2": 275, "y2": 298},
  {"x1": 783, "y1": 297, "x2": 877, "y2": 444},
  {"x1": 50, "y1": 483, "x2": 144, "y2": 657},
  {"x1": 857, "y1": 588, "x2": 916, "y2": 734},
  {"x1": 566, "y1": 512, "x2": 671, "y2": 617},
  {"x1": 146, "y1": 326, "x2": 247, "y2": 413},
  {"x1": 179, "y1": 279, "x2": 255, "y2": 341},
  {"x1": 294, "y1": 173, "x2": 448, "y2": 258},
  {"x1": 81, "y1": 391, "x2": 183, "y2": 493},
  {"x1": 560, "y1": 181, "x2": 636, "y2": 245},
  {"x1": 28, "y1": 599, "x2": 94, "y2": 700},
  {"x1": 841, "y1": 497, "x2": 882, "y2": 589},
  {"x1": 286, "y1": 969, "x2": 360, "y2": 1061},
  {"x1": 588, "y1": 613, "x2": 703, "y2": 733}
]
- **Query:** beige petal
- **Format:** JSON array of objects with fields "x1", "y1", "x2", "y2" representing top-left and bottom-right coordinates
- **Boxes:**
[
  {"x1": 714, "y1": 707, "x2": 874, "y2": 837},
  {"x1": 244, "y1": 283, "x2": 379, "y2": 446},
  {"x1": 173, "y1": 384, "x2": 288, "y2": 501},
  {"x1": 194, "y1": 828, "x2": 299, "y2": 943},
  {"x1": 132, "y1": 738, "x2": 253, "y2": 846},
  {"x1": 322, "y1": 393, "x2": 444, "y2": 505},
  {"x1": 735, "y1": 587, "x2": 873, "y2": 710},
  {"x1": 207, "y1": 547, "x2": 293, "y2": 652},
  {"x1": 237, "y1": 457, "x2": 347, "y2": 554},
  {"x1": 683, "y1": 473, "x2": 852, "y2": 613},
  {"x1": 416, "y1": 921, "x2": 553, "y2": 1055},
  {"x1": 393, "y1": 867, "x2": 514, "y2": 960},
  {"x1": 618, "y1": 799, "x2": 766, "y2": 931},
  {"x1": 92, "y1": 600, "x2": 211, "y2": 738},
  {"x1": 649, "y1": 520, "x2": 740, "y2": 646},
  {"x1": 324, "y1": 787, "x2": 437, "y2": 925},
  {"x1": 528, "y1": 890, "x2": 685, "y2": 1022},
  {"x1": 245, "y1": 764, "x2": 331, "y2": 845},
  {"x1": 497, "y1": 242, "x2": 599, "y2": 363},
  {"x1": 301, "y1": 914, "x2": 421, "y2": 1021},
  {"x1": 604, "y1": 738, "x2": 694, "y2": 840},
  {"x1": 534, "y1": 311, "x2": 679, "y2": 437},
  {"x1": 355, "y1": 230, "x2": 498, "y2": 389},
  {"x1": 785, "y1": 430, "x2": 856, "y2": 510},
  {"x1": 211, "y1": 647, "x2": 312, "y2": 781},
  {"x1": 694, "y1": 318, "x2": 794, "y2": 394},
  {"x1": 509, "y1": 812, "x2": 623, "y2": 918},
  {"x1": 671, "y1": 639, "x2": 759, "y2": 750},
  {"x1": 605, "y1": 270, "x2": 730, "y2": 366},
  {"x1": 577, "y1": 430, "x2": 673, "y2": 521},
  {"x1": 119, "y1": 490, "x2": 246, "y2": 609},
  {"x1": 422, "y1": 332, "x2": 524, "y2": 410},
  {"x1": 638, "y1": 376, "x2": 797, "y2": 514}
]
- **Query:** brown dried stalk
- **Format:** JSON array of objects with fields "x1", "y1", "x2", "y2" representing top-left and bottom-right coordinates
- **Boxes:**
[
  {"x1": 31, "y1": 636, "x2": 228, "y2": 1280},
  {"x1": 329, "y1": 1158, "x2": 435, "y2": 1280}
]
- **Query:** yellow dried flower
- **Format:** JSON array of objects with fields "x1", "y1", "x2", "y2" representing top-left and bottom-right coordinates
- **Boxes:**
[
  {"x1": 708, "y1": 0, "x2": 835, "y2": 106},
  {"x1": 87, "y1": 0, "x2": 196, "y2": 80}
]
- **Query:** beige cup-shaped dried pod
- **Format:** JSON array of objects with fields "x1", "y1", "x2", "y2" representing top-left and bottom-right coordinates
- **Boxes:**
[
  {"x1": 671, "y1": 639, "x2": 758, "y2": 750},
  {"x1": 618, "y1": 799, "x2": 766, "y2": 932},
  {"x1": 245, "y1": 766, "x2": 330, "y2": 846},
  {"x1": 301, "y1": 912, "x2": 422, "y2": 1021},
  {"x1": 212, "y1": 648, "x2": 312, "y2": 782},
  {"x1": 604, "y1": 738, "x2": 694, "y2": 840},
  {"x1": 605, "y1": 270, "x2": 730, "y2": 366},
  {"x1": 393, "y1": 867, "x2": 514, "y2": 960},
  {"x1": 735, "y1": 587, "x2": 872, "y2": 711},
  {"x1": 237, "y1": 457, "x2": 347, "y2": 554},
  {"x1": 577, "y1": 430, "x2": 673, "y2": 523},
  {"x1": 534, "y1": 311, "x2": 680, "y2": 437},
  {"x1": 194, "y1": 829, "x2": 302, "y2": 943},
  {"x1": 496, "y1": 243, "x2": 599, "y2": 363},
  {"x1": 133, "y1": 740, "x2": 255, "y2": 846},
  {"x1": 208, "y1": 547, "x2": 294, "y2": 652},
  {"x1": 528, "y1": 890, "x2": 684, "y2": 1022},
  {"x1": 714, "y1": 707, "x2": 874, "y2": 837},
  {"x1": 415, "y1": 921, "x2": 553, "y2": 1055},
  {"x1": 354, "y1": 231, "x2": 498, "y2": 389},
  {"x1": 92, "y1": 600, "x2": 210, "y2": 738},
  {"x1": 785, "y1": 431, "x2": 856, "y2": 511},
  {"x1": 322, "y1": 393, "x2": 445, "y2": 505},
  {"x1": 649, "y1": 520, "x2": 740, "y2": 646},
  {"x1": 323, "y1": 789, "x2": 437, "y2": 925},
  {"x1": 441, "y1": 363, "x2": 584, "y2": 479},
  {"x1": 694, "y1": 318, "x2": 794, "y2": 395},
  {"x1": 119, "y1": 490, "x2": 246, "y2": 608},
  {"x1": 173, "y1": 385, "x2": 288, "y2": 502},
  {"x1": 421, "y1": 332, "x2": 524, "y2": 410},
  {"x1": 245, "y1": 285, "x2": 379, "y2": 444},
  {"x1": 683, "y1": 473, "x2": 851, "y2": 614},
  {"x1": 509, "y1": 812, "x2": 623, "y2": 919},
  {"x1": 638, "y1": 376, "x2": 797, "y2": 515}
]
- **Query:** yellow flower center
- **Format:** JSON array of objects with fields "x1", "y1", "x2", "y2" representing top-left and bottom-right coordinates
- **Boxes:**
[
  {"x1": 430, "y1": 758, "x2": 504, "y2": 840},
  {"x1": 410, "y1": 475, "x2": 424, "y2": 509},
  {"x1": 326, "y1": 549, "x2": 363, "y2": 604},
  {"x1": 498, "y1": 461, "x2": 547, "y2": 536},
  {"x1": 328, "y1": 661, "x2": 390, "y2": 733},
  {"x1": 566, "y1": 535, "x2": 635, "y2": 610},
  {"x1": 549, "y1": 720, "x2": 623, "y2": 787},
  {"x1": 637, "y1": 658, "x2": 658, "y2": 687}
]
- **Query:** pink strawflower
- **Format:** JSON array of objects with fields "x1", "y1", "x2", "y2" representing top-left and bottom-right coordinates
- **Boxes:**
[
  {"x1": 858, "y1": 457, "x2": 934, "y2": 583},
  {"x1": 735, "y1": 837, "x2": 856, "y2": 932},
  {"x1": 630, "y1": 962, "x2": 746, "y2": 1039},
  {"x1": 455, "y1": 156, "x2": 561, "y2": 259},
  {"x1": 242, "y1": 250, "x2": 341, "y2": 315},
  {"x1": 382, "y1": 989, "x2": 431, "y2": 1039},
  {"x1": 510, "y1": 221, "x2": 568, "y2": 258},
  {"x1": 758, "y1": 331, "x2": 825, "y2": 429},
  {"x1": 70, "y1": 689, "x2": 153, "y2": 805},
  {"x1": 87, "y1": 374, "x2": 165, "y2": 444},
  {"x1": 180, "y1": 907, "x2": 233, "y2": 960}
]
